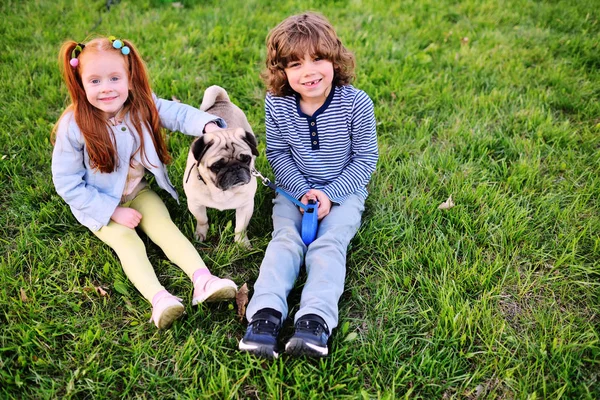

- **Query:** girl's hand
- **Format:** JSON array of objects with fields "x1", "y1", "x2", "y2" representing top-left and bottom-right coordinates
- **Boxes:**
[
  {"x1": 300, "y1": 189, "x2": 332, "y2": 220},
  {"x1": 111, "y1": 206, "x2": 142, "y2": 228},
  {"x1": 203, "y1": 122, "x2": 222, "y2": 133}
]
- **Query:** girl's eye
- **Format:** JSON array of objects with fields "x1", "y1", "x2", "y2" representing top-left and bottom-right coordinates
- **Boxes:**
[
  {"x1": 91, "y1": 79, "x2": 100, "y2": 84},
  {"x1": 110, "y1": 76, "x2": 120, "y2": 82}
]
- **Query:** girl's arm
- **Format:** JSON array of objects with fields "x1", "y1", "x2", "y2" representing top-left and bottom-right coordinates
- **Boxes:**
[
  {"x1": 51, "y1": 115, "x2": 120, "y2": 229},
  {"x1": 153, "y1": 94, "x2": 226, "y2": 136},
  {"x1": 265, "y1": 98, "x2": 311, "y2": 200},
  {"x1": 321, "y1": 91, "x2": 379, "y2": 203}
]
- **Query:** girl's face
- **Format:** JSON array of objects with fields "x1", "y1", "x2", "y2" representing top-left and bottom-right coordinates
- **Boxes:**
[
  {"x1": 79, "y1": 50, "x2": 130, "y2": 119},
  {"x1": 284, "y1": 53, "x2": 334, "y2": 105}
]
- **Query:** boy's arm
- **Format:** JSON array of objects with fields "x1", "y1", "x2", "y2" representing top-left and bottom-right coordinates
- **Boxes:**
[
  {"x1": 321, "y1": 92, "x2": 379, "y2": 203},
  {"x1": 265, "y1": 99, "x2": 310, "y2": 200},
  {"x1": 153, "y1": 94, "x2": 226, "y2": 136}
]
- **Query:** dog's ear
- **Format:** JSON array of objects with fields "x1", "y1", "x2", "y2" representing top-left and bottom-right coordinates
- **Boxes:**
[
  {"x1": 243, "y1": 131, "x2": 259, "y2": 156},
  {"x1": 191, "y1": 137, "x2": 214, "y2": 161}
]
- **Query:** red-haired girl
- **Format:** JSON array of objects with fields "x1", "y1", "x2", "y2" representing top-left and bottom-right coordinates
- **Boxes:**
[{"x1": 52, "y1": 36, "x2": 237, "y2": 329}]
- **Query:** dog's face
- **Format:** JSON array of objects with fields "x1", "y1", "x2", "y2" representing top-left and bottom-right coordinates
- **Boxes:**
[{"x1": 190, "y1": 127, "x2": 258, "y2": 191}]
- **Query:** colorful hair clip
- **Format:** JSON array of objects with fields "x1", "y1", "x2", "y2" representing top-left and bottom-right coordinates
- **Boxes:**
[
  {"x1": 108, "y1": 35, "x2": 130, "y2": 55},
  {"x1": 69, "y1": 44, "x2": 85, "y2": 68}
]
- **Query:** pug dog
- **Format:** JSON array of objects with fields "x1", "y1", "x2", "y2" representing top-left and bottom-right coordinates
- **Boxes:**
[{"x1": 183, "y1": 86, "x2": 258, "y2": 248}]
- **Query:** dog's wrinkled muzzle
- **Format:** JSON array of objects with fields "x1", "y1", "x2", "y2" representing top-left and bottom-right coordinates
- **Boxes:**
[{"x1": 217, "y1": 165, "x2": 251, "y2": 191}]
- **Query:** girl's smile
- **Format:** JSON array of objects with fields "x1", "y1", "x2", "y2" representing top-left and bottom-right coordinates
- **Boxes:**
[{"x1": 79, "y1": 50, "x2": 130, "y2": 119}]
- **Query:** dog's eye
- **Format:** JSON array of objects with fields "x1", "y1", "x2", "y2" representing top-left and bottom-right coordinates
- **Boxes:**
[
  {"x1": 239, "y1": 154, "x2": 251, "y2": 164},
  {"x1": 209, "y1": 159, "x2": 225, "y2": 172}
]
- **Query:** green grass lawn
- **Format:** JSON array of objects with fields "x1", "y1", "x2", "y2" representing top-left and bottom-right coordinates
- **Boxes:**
[{"x1": 1, "y1": 0, "x2": 599, "y2": 398}]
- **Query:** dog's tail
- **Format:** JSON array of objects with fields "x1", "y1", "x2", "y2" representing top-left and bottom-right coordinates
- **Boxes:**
[{"x1": 200, "y1": 85, "x2": 231, "y2": 111}]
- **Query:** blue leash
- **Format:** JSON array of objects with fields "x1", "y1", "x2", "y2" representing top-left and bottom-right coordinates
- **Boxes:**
[{"x1": 252, "y1": 168, "x2": 318, "y2": 245}]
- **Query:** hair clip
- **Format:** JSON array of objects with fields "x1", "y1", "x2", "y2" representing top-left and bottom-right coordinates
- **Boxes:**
[
  {"x1": 108, "y1": 35, "x2": 130, "y2": 55},
  {"x1": 69, "y1": 43, "x2": 85, "y2": 68}
]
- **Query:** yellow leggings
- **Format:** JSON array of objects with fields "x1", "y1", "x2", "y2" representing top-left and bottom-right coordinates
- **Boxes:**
[{"x1": 93, "y1": 188, "x2": 207, "y2": 302}]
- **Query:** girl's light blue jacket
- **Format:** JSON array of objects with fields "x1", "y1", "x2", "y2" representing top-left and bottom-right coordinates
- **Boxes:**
[{"x1": 51, "y1": 96, "x2": 224, "y2": 232}]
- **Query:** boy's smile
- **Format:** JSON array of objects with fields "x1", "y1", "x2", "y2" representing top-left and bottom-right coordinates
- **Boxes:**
[{"x1": 285, "y1": 54, "x2": 334, "y2": 112}]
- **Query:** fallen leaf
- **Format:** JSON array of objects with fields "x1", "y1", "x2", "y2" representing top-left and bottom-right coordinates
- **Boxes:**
[
  {"x1": 438, "y1": 195, "x2": 455, "y2": 210},
  {"x1": 20, "y1": 288, "x2": 27, "y2": 302},
  {"x1": 172, "y1": 95, "x2": 181, "y2": 103},
  {"x1": 461, "y1": 37, "x2": 469, "y2": 45},
  {"x1": 95, "y1": 286, "x2": 108, "y2": 297},
  {"x1": 235, "y1": 283, "x2": 249, "y2": 322},
  {"x1": 171, "y1": 2, "x2": 183, "y2": 8}
]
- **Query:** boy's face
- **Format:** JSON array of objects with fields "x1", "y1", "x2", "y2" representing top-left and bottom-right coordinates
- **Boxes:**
[
  {"x1": 284, "y1": 54, "x2": 334, "y2": 105},
  {"x1": 79, "y1": 50, "x2": 130, "y2": 119}
]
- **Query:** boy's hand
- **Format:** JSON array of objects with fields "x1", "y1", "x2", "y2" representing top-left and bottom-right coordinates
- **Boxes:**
[
  {"x1": 300, "y1": 189, "x2": 331, "y2": 220},
  {"x1": 111, "y1": 206, "x2": 142, "y2": 228}
]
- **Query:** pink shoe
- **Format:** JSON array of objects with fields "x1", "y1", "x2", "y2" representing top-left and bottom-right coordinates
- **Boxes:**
[
  {"x1": 151, "y1": 290, "x2": 185, "y2": 329},
  {"x1": 192, "y1": 275, "x2": 237, "y2": 305}
]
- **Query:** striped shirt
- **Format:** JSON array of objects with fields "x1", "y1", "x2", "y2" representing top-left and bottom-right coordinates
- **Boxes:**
[{"x1": 265, "y1": 85, "x2": 378, "y2": 204}]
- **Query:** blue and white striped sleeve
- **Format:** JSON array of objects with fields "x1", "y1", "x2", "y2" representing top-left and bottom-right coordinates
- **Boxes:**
[
  {"x1": 322, "y1": 91, "x2": 378, "y2": 203},
  {"x1": 264, "y1": 97, "x2": 310, "y2": 199}
]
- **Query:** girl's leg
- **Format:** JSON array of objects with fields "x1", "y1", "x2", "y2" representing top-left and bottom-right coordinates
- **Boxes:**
[
  {"x1": 129, "y1": 189, "x2": 236, "y2": 302},
  {"x1": 129, "y1": 189, "x2": 208, "y2": 278},
  {"x1": 245, "y1": 194, "x2": 307, "y2": 321},
  {"x1": 297, "y1": 193, "x2": 365, "y2": 330},
  {"x1": 93, "y1": 221, "x2": 164, "y2": 302}
]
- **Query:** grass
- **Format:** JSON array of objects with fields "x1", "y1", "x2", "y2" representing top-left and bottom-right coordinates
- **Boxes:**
[{"x1": 1, "y1": 0, "x2": 599, "y2": 398}]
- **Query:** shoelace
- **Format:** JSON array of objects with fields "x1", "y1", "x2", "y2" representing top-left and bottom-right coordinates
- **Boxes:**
[
  {"x1": 251, "y1": 319, "x2": 279, "y2": 335},
  {"x1": 296, "y1": 320, "x2": 324, "y2": 335}
]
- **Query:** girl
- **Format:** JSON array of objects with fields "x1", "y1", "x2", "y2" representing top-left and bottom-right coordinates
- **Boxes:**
[
  {"x1": 52, "y1": 36, "x2": 238, "y2": 329},
  {"x1": 238, "y1": 13, "x2": 378, "y2": 357}
]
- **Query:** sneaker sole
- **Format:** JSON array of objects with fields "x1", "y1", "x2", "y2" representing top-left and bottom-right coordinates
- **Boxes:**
[
  {"x1": 157, "y1": 304, "x2": 185, "y2": 329},
  {"x1": 239, "y1": 340, "x2": 279, "y2": 359},
  {"x1": 285, "y1": 338, "x2": 328, "y2": 357}
]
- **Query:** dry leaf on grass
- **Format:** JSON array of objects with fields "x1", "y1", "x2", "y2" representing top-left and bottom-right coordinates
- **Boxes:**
[
  {"x1": 438, "y1": 195, "x2": 455, "y2": 210},
  {"x1": 95, "y1": 286, "x2": 108, "y2": 297},
  {"x1": 171, "y1": 2, "x2": 184, "y2": 8},
  {"x1": 20, "y1": 288, "x2": 27, "y2": 302},
  {"x1": 171, "y1": 95, "x2": 181, "y2": 103},
  {"x1": 83, "y1": 286, "x2": 109, "y2": 297},
  {"x1": 236, "y1": 283, "x2": 249, "y2": 322}
]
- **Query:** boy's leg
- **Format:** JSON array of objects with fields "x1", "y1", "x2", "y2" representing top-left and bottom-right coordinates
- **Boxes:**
[
  {"x1": 93, "y1": 222, "x2": 164, "y2": 302},
  {"x1": 296, "y1": 193, "x2": 365, "y2": 331},
  {"x1": 245, "y1": 194, "x2": 307, "y2": 321}
]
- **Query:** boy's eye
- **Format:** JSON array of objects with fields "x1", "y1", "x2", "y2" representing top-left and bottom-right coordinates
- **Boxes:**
[
  {"x1": 288, "y1": 62, "x2": 300, "y2": 68},
  {"x1": 314, "y1": 57, "x2": 322, "y2": 62}
]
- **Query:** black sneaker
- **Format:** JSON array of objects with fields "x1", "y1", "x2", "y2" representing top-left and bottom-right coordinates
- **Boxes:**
[
  {"x1": 285, "y1": 314, "x2": 330, "y2": 357},
  {"x1": 239, "y1": 308, "x2": 282, "y2": 358}
]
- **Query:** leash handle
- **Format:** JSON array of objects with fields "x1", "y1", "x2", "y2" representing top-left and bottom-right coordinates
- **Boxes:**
[{"x1": 252, "y1": 167, "x2": 319, "y2": 244}]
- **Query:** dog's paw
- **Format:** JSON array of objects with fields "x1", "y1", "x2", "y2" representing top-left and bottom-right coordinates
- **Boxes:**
[
  {"x1": 195, "y1": 223, "x2": 209, "y2": 242},
  {"x1": 235, "y1": 234, "x2": 252, "y2": 249}
]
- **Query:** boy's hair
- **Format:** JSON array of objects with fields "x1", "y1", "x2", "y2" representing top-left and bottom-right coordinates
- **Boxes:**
[
  {"x1": 52, "y1": 37, "x2": 171, "y2": 173},
  {"x1": 263, "y1": 12, "x2": 355, "y2": 97}
]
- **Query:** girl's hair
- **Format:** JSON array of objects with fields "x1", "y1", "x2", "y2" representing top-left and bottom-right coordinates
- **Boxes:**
[
  {"x1": 52, "y1": 37, "x2": 171, "y2": 173},
  {"x1": 263, "y1": 12, "x2": 355, "y2": 97}
]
